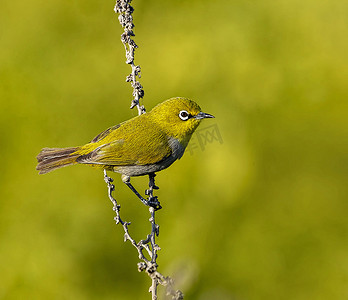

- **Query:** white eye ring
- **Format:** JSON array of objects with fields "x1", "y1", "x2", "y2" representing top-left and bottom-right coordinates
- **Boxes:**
[{"x1": 179, "y1": 110, "x2": 190, "y2": 121}]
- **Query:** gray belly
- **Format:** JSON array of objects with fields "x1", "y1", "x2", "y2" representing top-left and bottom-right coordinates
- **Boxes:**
[{"x1": 113, "y1": 137, "x2": 185, "y2": 177}]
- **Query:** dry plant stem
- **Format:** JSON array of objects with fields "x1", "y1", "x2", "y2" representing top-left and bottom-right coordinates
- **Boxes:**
[
  {"x1": 104, "y1": 170, "x2": 183, "y2": 299},
  {"x1": 113, "y1": 1, "x2": 183, "y2": 298},
  {"x1": 114, "y1": 0, "x2": 145, "y2": 116}
]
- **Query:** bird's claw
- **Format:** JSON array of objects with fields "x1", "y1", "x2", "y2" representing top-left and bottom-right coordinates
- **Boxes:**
[{"x1": 147, "y1": 196, "x2": 162, "y2": 211}]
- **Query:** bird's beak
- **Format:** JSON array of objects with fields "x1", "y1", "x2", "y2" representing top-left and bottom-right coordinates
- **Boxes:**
[{"x1": 195, "y1": 112, "x2": 215, "y2": 120}]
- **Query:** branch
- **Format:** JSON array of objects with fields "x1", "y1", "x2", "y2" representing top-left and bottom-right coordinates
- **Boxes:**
[
  {"x1": 114, "y1": 0, "x2": 145, "y2": 116},
  {"x1": 104, "y1": 171, "x2": 183, "y2": 300},
  {"x1": 111, "y1": 1, "x2": 183, "y2": 298}
]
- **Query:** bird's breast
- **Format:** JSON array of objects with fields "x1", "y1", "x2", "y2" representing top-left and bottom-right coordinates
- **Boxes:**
[{"x1": 167, "y1": 136, "x2": 186, "y2": 160}]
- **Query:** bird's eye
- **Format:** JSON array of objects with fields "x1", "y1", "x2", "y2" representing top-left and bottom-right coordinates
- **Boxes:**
[{"x1": 179, "y1": 110, "x2": 190, "y2": 121}]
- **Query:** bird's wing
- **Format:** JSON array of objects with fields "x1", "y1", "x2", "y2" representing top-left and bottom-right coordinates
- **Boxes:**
[
  {"x1": 89, "y1": 124, "x2": 121, "y2": 143},
  {"x1": 76, "y1": 125, "x2": 173, "y2": 166}
]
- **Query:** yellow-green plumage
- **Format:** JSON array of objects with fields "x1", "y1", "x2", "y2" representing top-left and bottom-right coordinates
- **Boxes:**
[{"x1": 36, "y1": 97, "x2": 214, "y2": 176}]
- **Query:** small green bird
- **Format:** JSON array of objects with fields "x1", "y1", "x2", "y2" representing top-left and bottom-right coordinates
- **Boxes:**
[{"x1": 36, "y1": 97, "x2": 214, "y2": 207}]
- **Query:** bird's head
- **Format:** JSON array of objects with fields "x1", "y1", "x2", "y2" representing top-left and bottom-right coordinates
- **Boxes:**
[{"x1": 149, "y1": 97, "x2": 214, "y2": 143}]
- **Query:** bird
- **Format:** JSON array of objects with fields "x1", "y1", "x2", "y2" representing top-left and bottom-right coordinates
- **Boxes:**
[{"x1": 36, "y1": 97, "x2": 214, "y2": 208}]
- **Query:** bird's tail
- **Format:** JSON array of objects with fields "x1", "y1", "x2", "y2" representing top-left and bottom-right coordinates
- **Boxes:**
[{"x1": 36, "y1": 147, "x2": 79, "y2": 174}]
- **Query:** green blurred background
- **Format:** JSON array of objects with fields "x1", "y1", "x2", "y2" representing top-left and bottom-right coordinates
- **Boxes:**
[{"x1": 1, "y1": 0, "x2": 347, "y2": 299}]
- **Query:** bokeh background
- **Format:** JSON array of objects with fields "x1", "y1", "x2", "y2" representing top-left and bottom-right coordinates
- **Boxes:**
[{"x1": 1, "y1": 0, "x2": 347, "y2": 299}]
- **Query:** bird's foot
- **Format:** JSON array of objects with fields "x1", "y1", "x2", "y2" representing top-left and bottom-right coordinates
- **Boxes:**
[{"x1": 147, "y1": 196, "x2": 162, "y2": 211}]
